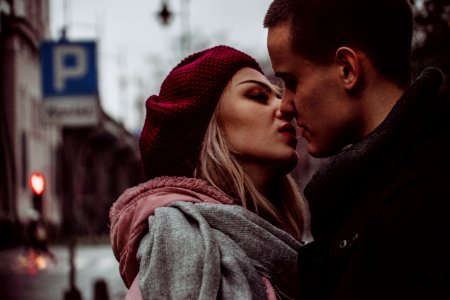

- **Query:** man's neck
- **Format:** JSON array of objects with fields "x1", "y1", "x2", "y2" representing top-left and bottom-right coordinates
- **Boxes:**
[{"x1": 360, "y1": 75, "x2": 407, "y2": 137}]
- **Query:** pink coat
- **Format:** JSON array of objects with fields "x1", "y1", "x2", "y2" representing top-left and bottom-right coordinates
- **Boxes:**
[{"x1": 110, "y1": 176, "x2": 278, "y2": 299}]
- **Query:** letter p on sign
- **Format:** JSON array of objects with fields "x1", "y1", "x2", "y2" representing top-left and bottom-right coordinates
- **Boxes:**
[
  {"x1": 53, "y1": 45, "x2": 87, "y2": 92},
  {"x1": 41, "y1": 41, "x2": 98, "y2": 97}
]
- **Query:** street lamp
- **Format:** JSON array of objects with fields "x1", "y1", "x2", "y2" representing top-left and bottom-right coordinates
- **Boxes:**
[
  {"x1": 156, "y1": 0, "x2": 190, "y2": 56},
  {"x1": 157, "y1": 1, "x2": 173, "y2": 25}
]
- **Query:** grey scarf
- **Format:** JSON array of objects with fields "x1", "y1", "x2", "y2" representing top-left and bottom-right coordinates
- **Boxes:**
[{"x1": 137, "y1": 201, "x2": 301, "y2": 299}]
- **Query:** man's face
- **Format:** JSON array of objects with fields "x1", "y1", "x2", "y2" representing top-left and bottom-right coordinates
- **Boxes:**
[{"x1": 267, "y1": 23, "x2": 362, "y2": 157}]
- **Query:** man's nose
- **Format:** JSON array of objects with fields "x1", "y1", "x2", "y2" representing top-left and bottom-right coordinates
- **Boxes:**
[{"x1": 280, "y1": 93, "x2": 297, "y2": 120}]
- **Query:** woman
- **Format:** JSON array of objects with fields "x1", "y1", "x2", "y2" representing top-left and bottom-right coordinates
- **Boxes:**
[{"x1": 110, "y1": 45, "x2": 309, "y2": 299}]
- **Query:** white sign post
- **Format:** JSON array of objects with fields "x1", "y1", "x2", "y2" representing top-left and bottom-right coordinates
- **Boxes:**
[{"x1": 40, "y1": 41, "x2": 99, "y2": 126}]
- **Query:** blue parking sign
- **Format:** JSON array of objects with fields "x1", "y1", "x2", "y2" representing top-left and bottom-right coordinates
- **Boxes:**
[{"x1": 41, "y1": 41, "x2": 98, "y2": 97}]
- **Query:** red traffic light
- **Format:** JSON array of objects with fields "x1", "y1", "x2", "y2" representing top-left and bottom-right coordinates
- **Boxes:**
[{"x1": 30, "y1": 173, "x2": 45, "y2": 195}]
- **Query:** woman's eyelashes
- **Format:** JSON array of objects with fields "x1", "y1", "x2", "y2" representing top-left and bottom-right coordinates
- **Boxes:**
[{"x1": 245, "y1": 88, "x2": 270, "y2": 103}]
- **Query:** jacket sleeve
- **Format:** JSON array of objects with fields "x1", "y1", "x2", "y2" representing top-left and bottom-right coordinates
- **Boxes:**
[{"x1": 110, "y1": 191, "x2": 203, "y2": 288}]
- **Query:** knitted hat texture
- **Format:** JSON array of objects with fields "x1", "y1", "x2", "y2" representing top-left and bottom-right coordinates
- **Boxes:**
[{"x1": 139, "y1": 45, "x2": 263, "y2": 180}]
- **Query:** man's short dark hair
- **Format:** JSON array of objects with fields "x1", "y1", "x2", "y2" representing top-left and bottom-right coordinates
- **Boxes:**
[{"x1": 264, "y1": 0, "x2": 413, "y2": 87}]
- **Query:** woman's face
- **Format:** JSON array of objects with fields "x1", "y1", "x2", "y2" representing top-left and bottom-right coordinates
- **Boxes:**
[{"x1": 218, "y1": 67, "x2": 299, "y2": 175}]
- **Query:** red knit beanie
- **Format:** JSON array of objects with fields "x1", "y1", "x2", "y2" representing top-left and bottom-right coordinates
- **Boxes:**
[{"x1": 139, "y1": 45, "x2": 263, "y2": 180}]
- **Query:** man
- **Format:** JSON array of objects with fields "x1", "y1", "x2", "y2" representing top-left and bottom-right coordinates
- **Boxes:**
[{"x1": 264, "y1": 0, "x2": 450, "y2": 299}]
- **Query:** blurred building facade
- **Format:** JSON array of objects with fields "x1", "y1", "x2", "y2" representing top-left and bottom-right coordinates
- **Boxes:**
[{"x1": 0, "y1": 0, "x2": 142, "y2": 247}]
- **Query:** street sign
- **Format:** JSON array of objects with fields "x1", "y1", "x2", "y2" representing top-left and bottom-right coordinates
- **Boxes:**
[{"x1": 40, "y1": 41, "x2": 99, "y2": 126}]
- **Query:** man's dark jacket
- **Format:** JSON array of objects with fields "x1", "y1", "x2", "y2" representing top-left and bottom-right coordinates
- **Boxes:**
[{"x1": 299, "y1": 68, "x2": 450, "y2": 300}]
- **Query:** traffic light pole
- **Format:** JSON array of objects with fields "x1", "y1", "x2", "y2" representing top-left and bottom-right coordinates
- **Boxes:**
[{"x1": 63, "y1": 133, "x2": 82, "y2": 300}]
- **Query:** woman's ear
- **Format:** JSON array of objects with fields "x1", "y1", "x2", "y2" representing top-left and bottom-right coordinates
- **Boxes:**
[{"x1": 335, "y1": 47, "x2": 360, "y2": 90}]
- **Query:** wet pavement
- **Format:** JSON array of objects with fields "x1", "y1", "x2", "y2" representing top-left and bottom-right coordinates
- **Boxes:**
[{"x1": 0, "y1": 243, "x2": 127, "y2": 300}]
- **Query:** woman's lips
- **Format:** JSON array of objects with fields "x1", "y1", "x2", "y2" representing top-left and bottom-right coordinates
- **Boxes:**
[
  {"x1": 279, "y1": 124, "x2": 298, "y2": 147},
  {"x1": 279, "y1": 123, "x2": 296, "y2": 137}
]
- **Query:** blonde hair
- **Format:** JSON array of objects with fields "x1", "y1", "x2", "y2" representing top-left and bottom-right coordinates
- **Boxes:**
[{"x1": 194, "y1": 111, "x2": 310, "y2": 241}]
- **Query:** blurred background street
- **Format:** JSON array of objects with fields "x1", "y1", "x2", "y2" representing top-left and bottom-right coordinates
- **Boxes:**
[{"x1": 0, "y1": 242, "x2": 126, "y2": 300}]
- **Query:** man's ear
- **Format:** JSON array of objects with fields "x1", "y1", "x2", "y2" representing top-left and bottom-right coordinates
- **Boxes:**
[{"x1": 335, "y1": 47, "x2": 360, "y2": 90}]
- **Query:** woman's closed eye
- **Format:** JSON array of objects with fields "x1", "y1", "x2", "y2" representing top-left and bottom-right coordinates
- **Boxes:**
[{"x1": 245, "y1": 89, "x2": 270, "y2": 103}]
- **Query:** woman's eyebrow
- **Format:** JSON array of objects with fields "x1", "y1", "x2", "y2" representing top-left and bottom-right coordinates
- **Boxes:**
[
  {"x1": 237, "y1": 79, "x2": 271, "y2": 90},
  {"x1": 238, "y1": 79, "x2": 282, "y2": 98}
]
